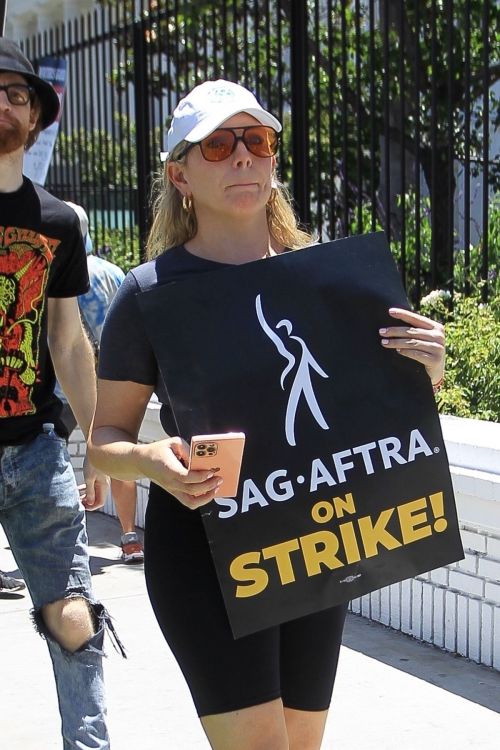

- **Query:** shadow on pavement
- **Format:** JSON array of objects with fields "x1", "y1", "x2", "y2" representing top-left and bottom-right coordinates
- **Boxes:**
[{"x1": 343, "y1": 612, "x2": 500, "y2": 713}]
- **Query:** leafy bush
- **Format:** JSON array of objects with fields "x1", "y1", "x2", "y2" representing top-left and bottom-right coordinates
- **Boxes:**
[
  {"x1": 94, "y1": 226, "x2": 141, "y2": 275},
  {"x1": 420, "y1": 289, "x2": 500, "y2": 422}
]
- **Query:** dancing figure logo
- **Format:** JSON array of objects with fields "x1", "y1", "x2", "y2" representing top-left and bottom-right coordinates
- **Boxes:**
[{"x1": 255, "y1": 294, "x2": 330, "y2": 447}]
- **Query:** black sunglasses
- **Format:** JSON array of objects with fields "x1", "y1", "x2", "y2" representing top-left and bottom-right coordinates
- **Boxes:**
[
  {"x1": 177, "y1": 125, "x2": 280, "y2": 162},
  {"x1": 0, "y1": 83, "x2": 34, "y2": 106}
]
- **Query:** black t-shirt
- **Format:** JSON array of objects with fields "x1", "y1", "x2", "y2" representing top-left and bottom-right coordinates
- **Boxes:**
[
  {"x1": 99, "y1": 245, "x2": 231, "y2": 436},
  {"x1": 0, "y1": 177, "x2": 89, "y2": 445}
]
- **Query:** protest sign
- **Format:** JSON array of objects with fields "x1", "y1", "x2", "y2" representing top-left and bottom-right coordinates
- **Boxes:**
[
  {"x1": 24, "y1": 57, "x2": 66, "y2": 186},
  {"x1": 138, "y1": 232, "x2": 463, "y2": 638}
]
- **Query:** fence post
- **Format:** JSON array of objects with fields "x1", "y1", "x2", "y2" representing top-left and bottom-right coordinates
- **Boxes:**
[
  {"x1": 133, "y1": 14, "x2": 151, "y2": 259},
  {"x1": 0, "y1": 0, "x2": 8, "y2": 35},
  {"x1": 289, "y1": 1, "x2": 310, "y2": 227}
]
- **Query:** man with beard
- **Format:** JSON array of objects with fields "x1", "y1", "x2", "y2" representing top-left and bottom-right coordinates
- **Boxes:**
[{"x1": 0, "y1": 38, "x2": 121, "y2": 749}]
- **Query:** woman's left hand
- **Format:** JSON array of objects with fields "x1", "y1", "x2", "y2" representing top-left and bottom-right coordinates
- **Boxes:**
[{"x1": 379, "y1": 307, "x2": 445, "y2": 388}]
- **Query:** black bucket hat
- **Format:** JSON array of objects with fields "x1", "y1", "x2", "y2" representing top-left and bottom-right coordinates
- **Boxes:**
[{"x1": 0, "y1": 38, "x2": 60, "y2": 128}]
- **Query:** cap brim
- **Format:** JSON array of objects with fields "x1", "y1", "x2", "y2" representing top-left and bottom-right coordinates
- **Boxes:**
[{"x1": 185, "y1": 106, "x2": 282, "y2": 143}]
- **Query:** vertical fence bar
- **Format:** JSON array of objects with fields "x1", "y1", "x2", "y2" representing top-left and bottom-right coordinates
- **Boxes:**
[
  {"x1": 253, "y1": 0, "x2": 260, "y2": 97},
  {"x1": 232, "y1": 0, "x2": 239, "y2": 81},
  {"x1": 66, "y1": 20, "x2": 78, "y2": 206},
  {"x1": 355, "y1": 0, "x2": 362, "y2": 234},
  {"x1": 290, "y1": 0, "x2": 310, "y2": 226},
  {"x1": 124, "y1": 5, "x2": 135, "y2": 261},
  {"x1": 382, "y1": 0, "x2": 391, "y2": 243},
  {"x1": 463, "y1": 0, "x2": 471, "y2": 295},
  {"x1": 446, "y1": 0, "x2": 454, "y2": 296},
  {"x1": 52, "y1": 23, "x2": 64, "y2": 197},
  {"x1": 202, "y1": 10, "x2": 209, "y2": 80},
  {"x1": 314, "y1": 0, "x2": 322, "y2": 237},
  {"x1": 93, "y1": 8, "x2": 106, "y2": 249},
  {"x1": 341, "y1": 0, "x2": 349, "y2": 234},
  {"x1": 222, "y1": 0, "x2": 228, "y2": 75},
  {"x1": 369, "y1": 0, "x2": 377, "y2": 232},
  {"x1": 133, "y1": 10, "x2": 151, "y2": 255},
  {"x1": 0, "y1": 0, "x2": 8, "y2": 35},
  {"x1": 211, "y1": 4, "x2": 219, "y2": 78},
  {"x1": 481, "y1": 0, "x2": 490, "y2": 300},
  {"x1": 430, "y1": 0, "x2": 438, "y2": 287},
  {"x1": 327, "y1": 0, "x2": 336, "y2": 238},
  {"x1": 414, "y1": 1, "x2": 422, "y2": 305},
  {"x1": 79, "y1": 14, "x2": 91, "y2": 226},
  {"x1": 264, "y1": 0, "x2": 272, "y2": 106},
  {"x1": 399, "y1": 0, "x2": 406, "y2": 287},
  {"x1": 276, "y1": 0, "x2": 284, "y2": 128},
  {"x1": 242, "y1": 0, "x2": 249, "y2": 86}
]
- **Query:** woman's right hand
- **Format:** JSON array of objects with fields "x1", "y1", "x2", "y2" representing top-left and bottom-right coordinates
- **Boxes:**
[{"x1": 136, "y1": 436, "x2": 223, "y2": 509}]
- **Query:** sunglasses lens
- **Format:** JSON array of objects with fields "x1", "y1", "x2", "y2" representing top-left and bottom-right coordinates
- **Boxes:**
[
  {"x1": 199, "y1": 130, "x2": 235, "y2": 161},
  {"x1": 198, "y1": 126, "x2": 279, "y2": 162},
  {"x1": 244, "y1": 127, "x2": 278, "y2": 157}
]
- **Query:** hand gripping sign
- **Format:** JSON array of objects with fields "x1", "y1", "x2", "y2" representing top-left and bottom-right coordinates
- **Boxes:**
[{"x1": 138, "y1": 232, "x2": 463, "y2": 638}]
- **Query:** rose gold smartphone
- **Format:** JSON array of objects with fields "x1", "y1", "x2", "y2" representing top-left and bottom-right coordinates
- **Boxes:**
[{"x1": 189, "y1": 432, "x2": 246, "y2": 498}]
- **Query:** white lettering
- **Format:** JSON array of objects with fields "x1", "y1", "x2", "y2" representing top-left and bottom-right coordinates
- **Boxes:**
[
  {"x1": 241, "y1": 479, "x2": 269, "y2": 513},
  {"x1": 352, "y1": 441, "x2": 377, "y2": 474},
  {"x1": 215, "y1": 497, "x2": 238, "y2": 519},
  {"x1": 408, "y1": 429, "x2": 433, "y2": 461},
  {"x1": 379, "y1": 437, "x2": 407, "y2": 469},
  {"x1": 266, "y1": 470, "x2": 294, "y2": 502},
  {"x1": 332, "y1": 449, "x2": 355, "y2": 483},
  {"x1": 310, "y1": 458, "x2": 336, "y2": 492}
]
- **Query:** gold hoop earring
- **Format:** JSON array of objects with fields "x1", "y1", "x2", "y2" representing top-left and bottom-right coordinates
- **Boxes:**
[{"x1": 182, "y1": 194, "x2": 193, "y2": 212}]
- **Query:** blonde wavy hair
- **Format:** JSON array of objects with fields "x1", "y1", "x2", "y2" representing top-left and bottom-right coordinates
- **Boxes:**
[{"x1": 145, "y1": 140, "x2": 314, "y2": 259}]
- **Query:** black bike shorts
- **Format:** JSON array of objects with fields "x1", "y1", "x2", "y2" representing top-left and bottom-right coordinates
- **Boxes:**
[{"x1": 145, "y1": 483, "x2": 348, "y2": 717}]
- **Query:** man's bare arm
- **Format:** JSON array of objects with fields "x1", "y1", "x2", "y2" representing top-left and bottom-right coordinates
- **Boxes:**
[
  {"x1": 47, "y1": 296, "x2": 97, "y2": 438},
  {"x1": 48, "y1": 296, "x2": 108, "y2": 509}
]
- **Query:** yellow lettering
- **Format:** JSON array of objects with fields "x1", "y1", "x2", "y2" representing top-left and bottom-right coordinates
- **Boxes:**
[
  {"x1": 299, "y1": 530, "x2": 343, "y2": 576},
  {"x1": 398, "y1": 497, "x2": 432, "y2": 544},
  {"x1": 339, "y1": 521, "x2": 361, "y2": 563},
  {"x1": 332, "y1": 492, "x2": 356, "y2": 518},
  {"x1": 262, "y1": 539, "x2": 300, "y2": 584},
  {"x1": 230, "y1": 551, "x2": 269, "y2": 598},
  {"x1": 358, "y1": 509, "x2": 402, "y2": 557},
  {"x1": 311, "y1": 500, "x2": 334, "y2": 524}
]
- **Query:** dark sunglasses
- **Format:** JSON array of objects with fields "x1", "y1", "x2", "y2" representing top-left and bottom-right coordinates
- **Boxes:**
[
  {"x1": 178, "y1": 125, "x2": 279, "y2": 162},
  {"x1": 0, "y1": 83, "x2": 34, "y2": 106}
]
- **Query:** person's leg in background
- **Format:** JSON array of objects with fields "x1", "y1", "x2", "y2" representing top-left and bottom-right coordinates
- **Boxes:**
[
  {"x1": 0, "y1": 569, "x2": 25, "y2": 592},
  {"x1": 111, "y1": 478, "x2": 144, "y2": 563},
  {"x1": 0, "y1": 432, "x2": 124, "y2": 749}
]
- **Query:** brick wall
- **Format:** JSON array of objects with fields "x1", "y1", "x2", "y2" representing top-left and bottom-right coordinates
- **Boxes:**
[
  {"x1": 349, "y1": 417, "x2": 500, "y2": 670},
  {"x1": 72, "y1": 410, "x2": 500, "y2": 671}
]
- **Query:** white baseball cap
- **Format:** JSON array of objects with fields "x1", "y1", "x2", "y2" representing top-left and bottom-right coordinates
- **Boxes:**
[
  {"x1": 161, "y1": 79, "x2": 282, "y2": 161},
  {"x1": 65, "y1": 201, "x2": 93, "y2": 255}
]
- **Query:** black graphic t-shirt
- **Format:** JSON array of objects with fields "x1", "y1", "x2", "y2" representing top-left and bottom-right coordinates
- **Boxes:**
[
  {"x1": 0, "y1": 177, "x2": 89, "y2": 445},
  {"x1": 99, "y1": 245, "x2": 230, "y2": 436}
]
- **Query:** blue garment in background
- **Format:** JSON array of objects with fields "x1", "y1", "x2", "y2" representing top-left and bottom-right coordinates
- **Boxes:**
[
  {"x1": 54, "y1": 255, "x2": 125, "y2": 406},
  {"x1": 79, "y1": 255, "x2": 125, "y2": 343}
]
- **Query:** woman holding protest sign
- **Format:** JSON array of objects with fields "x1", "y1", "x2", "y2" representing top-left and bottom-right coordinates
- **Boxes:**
[{"x1": 89, "y1": 80, "x2": 445, "y2": 749}]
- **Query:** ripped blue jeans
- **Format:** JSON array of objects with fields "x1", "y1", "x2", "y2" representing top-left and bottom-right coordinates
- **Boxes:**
[{"x1": 0, "y1": 431, "x2": 122, "y2": 749}]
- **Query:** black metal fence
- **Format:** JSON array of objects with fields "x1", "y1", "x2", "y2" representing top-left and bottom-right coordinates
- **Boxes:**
[{"x1": 20, "y1": 0, "x2": 499, "y2": 303}]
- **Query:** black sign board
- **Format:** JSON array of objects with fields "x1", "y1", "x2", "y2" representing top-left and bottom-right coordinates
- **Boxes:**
[{"x1": 139, "y1": 233, "x2": 463, "y2": 638}]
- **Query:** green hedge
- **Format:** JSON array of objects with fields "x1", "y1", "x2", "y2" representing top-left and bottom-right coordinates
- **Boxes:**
[{"x1": 420, "y1": 289, "x2": 500, "y2": 422}]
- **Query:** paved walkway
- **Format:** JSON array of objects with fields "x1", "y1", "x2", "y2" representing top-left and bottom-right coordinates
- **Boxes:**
[{"x1": 1, "y1": 511, "x2": 499, "y2": 749}]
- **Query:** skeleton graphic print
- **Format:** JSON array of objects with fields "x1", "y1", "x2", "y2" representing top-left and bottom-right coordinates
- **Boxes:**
[{"x1": 0, "y1": 227, "x2": 59, "y2": 418}]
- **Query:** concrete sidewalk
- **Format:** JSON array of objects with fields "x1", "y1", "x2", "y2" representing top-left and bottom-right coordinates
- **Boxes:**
[{"x1": 1, "y1": 511, "x2": 499, "y2": 749}]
